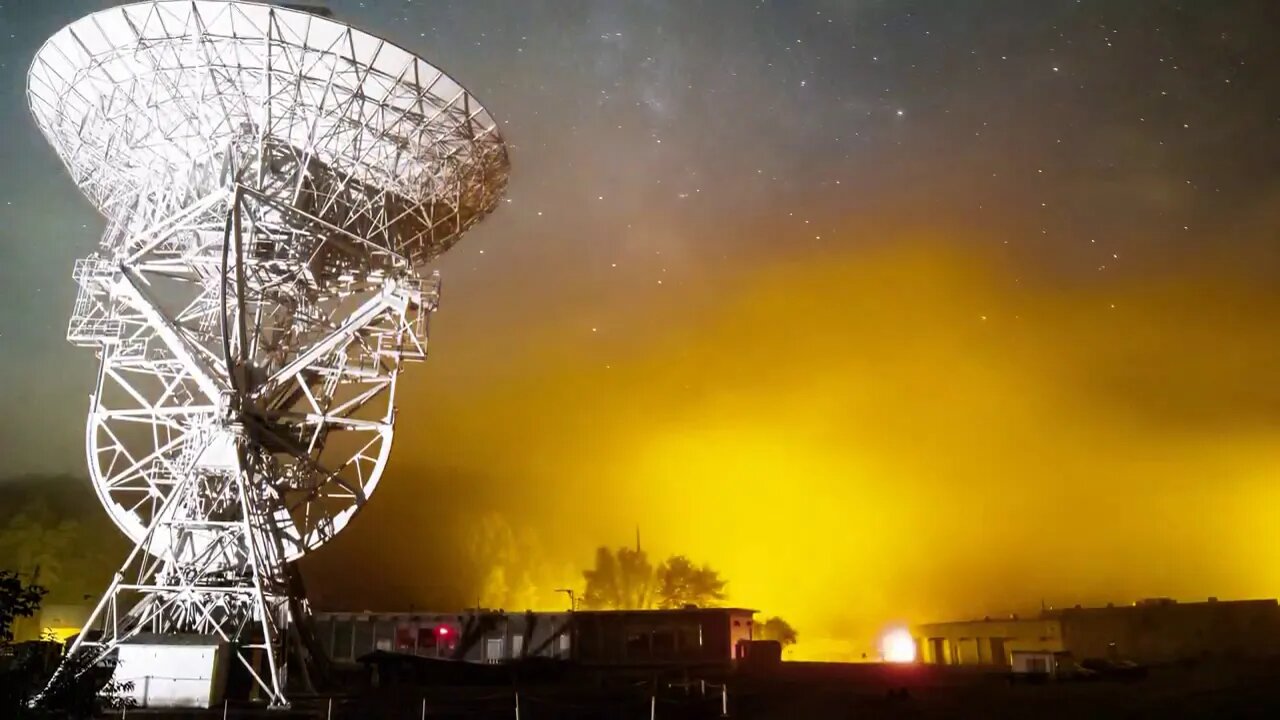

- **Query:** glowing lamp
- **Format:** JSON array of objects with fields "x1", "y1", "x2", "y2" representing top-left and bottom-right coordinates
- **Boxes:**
[
  {"x1": 881, "y1": 628, "x2": 917, "y2": 663},
  {"x1": 437, "y1": 625, "x2": 452, "y2": 637}
]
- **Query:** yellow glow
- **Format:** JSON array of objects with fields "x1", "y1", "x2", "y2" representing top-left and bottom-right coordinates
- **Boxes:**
[
  {"x1": 881, "y1": 628, "x2": 916, "y2": 663},
  {"x1": 42, "y1": 627, "x2": 79, "y2": 643},
  {"x1": 312, "y1": 239, "x2": 1280, "y2": 660}
]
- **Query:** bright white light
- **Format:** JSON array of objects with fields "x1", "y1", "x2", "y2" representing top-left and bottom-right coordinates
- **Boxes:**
[{"x1": 881, "y1": 628, "x2": 916, "y2": 663}]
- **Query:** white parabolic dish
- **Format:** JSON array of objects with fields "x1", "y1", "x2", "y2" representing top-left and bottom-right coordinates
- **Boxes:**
[
  {"x1": 28, "y1": 0, "x2": 509, "y2": 269},
  {"x1": 28, "y1": 0, "x2": 510, "y2": 562},
  {"x1": 29, "y1": 2, "x2": 510, "y2": 704}
]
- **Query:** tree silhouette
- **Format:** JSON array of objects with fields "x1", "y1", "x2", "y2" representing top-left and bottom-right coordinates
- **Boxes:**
[
  {"x1": 581, "y1": 546, "x2": 654, "y2": 609},
  {"x1": 654, "y1": 555, "x2": 727, "y2": 609},
  {"x1": 0, "y1": 572, "x2": 135, "y2": 718},
  {"x1": 582, "y1": 547, "x2": 730, "y2": 610},
  {"x1": 0, "y1": 570, "x2": 46, "y2": 644},
  {"x1": 0, "y1": 495, "x2": 121, "y2": 606},
  {"x1": 0, "y1": 503, "x2": 80, "y2": 592},
  {"x1": 461, "y1": 513, "x2": 578, "y2": 611},
  {"x1": 463, "y1": 513, "x2": 527, "y2": 609},
  {"x1": 756, "y1": 616, "x2": 798, "y2": 646}
]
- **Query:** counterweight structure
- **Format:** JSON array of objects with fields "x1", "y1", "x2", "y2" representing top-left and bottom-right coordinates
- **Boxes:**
[{"x1": 28, "y1": 1, "x2": 508, "y2": 705}]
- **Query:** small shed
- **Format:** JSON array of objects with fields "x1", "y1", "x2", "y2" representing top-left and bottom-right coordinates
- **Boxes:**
[{"x1": 115, "y1": 633, "x2": 229, "y2": 708}]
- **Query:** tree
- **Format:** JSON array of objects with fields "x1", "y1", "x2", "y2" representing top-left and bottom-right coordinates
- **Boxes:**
[
  {"x1": 756, "y1": 616, "x2": 798, "y2": 647},
  {"x1": 1, "y1": 570, "x2": 135, "y2": 719},
  {"x1": 0, "y1": 496, "x2": 120, "y2": 606},
  {"x1": 0, "y1": 570, "x2": 46, "y2": 645},
  {"x1": 653, "y1": 555, "x2": 727, "y2": 609},
  {"x1": 31, "y1": 650, "x2": 135, "y2": 719},
  {"x1": 0, "y1": 505, "x2": 80, "y2": 593},
  {"x1": 463, "y1": 513, "x2": 525, "y2": 609},
  {"x1": 582, "y1": 547, "x2": 730, "y2": 610},
  {"x1": 581, "y1": 546, "x2": 654, "y2": 609},
  {"x1": 461, "y1": 513, "x2": 577, "y2": 611}
]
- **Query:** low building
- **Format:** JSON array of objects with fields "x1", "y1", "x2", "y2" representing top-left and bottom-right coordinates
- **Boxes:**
[
  {"x1": 313, "y1": 607, "x2": 758, "y2": 669},
  {"x1": 1048, "y1": 597, "x2": 1280, "y2": 663},
  {"x1": 573, "y1": 608, "x2": 757, "y2": 668},
  {"x1": 913, "y1": 597, "x2": 1280, "y2": 667},
  {"x1": 914, "y1": 616, "x2": 1062, "y2": 666},
  {"x1": 314, "y1": 609, "x2": 572, "y2": 665}
]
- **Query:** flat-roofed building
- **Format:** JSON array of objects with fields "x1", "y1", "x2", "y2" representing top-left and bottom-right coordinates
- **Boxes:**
[
  {"x1": 314, "y1": 607, "x2": 757, "y2": 669},
  {"x1": 914, "y1": 616, "x2": 1062, "y2": 666},
  {"x1": 314, "y1": 609, "x2": 572, "y2": 665},
  {"x1": 913, "y1": 597, "x2": 1280, "y2": 667}
]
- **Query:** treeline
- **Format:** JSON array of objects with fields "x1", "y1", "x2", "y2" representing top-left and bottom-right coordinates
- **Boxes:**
[
  {"x1": 0, "y1": 475, "x2": 126, "y2": 605},
  {"x1": 580, "y1": 544, "x2": 797, "y2": 646}
]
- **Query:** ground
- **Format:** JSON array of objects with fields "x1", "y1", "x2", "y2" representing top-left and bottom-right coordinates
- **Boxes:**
[{"x1": 72, "y1": 658, "x2": 1280, "y2": 718}]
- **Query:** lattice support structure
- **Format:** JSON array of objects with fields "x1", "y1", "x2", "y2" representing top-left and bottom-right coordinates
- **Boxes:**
[{"x1": 27, "y1": 1, "x2": 507, "y2": 707}]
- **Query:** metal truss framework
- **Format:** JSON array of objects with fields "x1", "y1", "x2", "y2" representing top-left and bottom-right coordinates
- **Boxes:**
[{"x1": 28, "y1": 1, "x2": 509, "y2": 706}]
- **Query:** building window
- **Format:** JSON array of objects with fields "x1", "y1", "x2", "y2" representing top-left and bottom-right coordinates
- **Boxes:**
[
  {"x1": 333, "y1": 622, "x2": 353, "y2": 661},
  {"x1": 990, "y1": 637, "x2": 1007, "y2": 666},
  {"x1": 626, "y1": 631, "x2": 650, "y2": 659},
  {"x1": 677, "y1": 625, "x2": 701, "y2": 653},
  {"x1": 374, "y1": 621, "x2": 395, "y2": 652},
  {"x1": 928, "y1": 638, "x2": 945, "y2": 664},
  {"x1": 353, "y1": 621, "x2": 374, "y2": 658},
  {"x1": 313, "y1": 620, "x2": 332, "y2": 655},
  {"x1": 652, "y1": 630, "x2": 677, "y2": 656},
  {"x1": 416, "y1": 627, "x2": 438, "y2": 656},
  {"x1": 395, "y1": 625, "x2": 416, "y2": 653}
]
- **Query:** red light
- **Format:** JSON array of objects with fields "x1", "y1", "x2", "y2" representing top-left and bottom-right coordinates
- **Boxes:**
[{"x1": 436, "y1": 626, "x2": 450, "y2": 637}]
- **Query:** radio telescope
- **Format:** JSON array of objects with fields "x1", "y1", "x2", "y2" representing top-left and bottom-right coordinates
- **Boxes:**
[{"x1": 28, "y1": 0, "x2": 508, "y2": 705}]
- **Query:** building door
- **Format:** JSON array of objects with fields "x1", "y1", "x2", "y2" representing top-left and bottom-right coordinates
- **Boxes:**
[
  {"x1": 485, "y1": 638, "x2": 504, "y2": 664},
  {"x1": 990, "y1": 637, "x2": 1007, "y2": 666},
  {"x1": 929, "y1": 638, "x2": 946, "y2": 664}
]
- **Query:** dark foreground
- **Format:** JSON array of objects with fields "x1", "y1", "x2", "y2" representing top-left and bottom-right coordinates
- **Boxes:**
[{"x1": 88, "y1": 659, "x2": 1280, "y2": 719}]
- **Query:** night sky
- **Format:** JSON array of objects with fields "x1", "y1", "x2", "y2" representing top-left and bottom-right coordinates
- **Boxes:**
[{"x1": 2, "y1": 0, "x2": 1279, "y2": 659}]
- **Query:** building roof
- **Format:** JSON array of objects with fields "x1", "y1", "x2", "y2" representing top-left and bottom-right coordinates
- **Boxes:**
[
  {"x1": 918, "y1": 597, "x2": 1280, "y2": 628},
  {"x1": 1042, "y1": 597, "x2": 1278, "y2": 617},
  {"x1": 316, "y1": 607, "x2": 758, "y2": 619},
  {"x1": 572, "y1": 607, "x2": 758, "y2": 617}
]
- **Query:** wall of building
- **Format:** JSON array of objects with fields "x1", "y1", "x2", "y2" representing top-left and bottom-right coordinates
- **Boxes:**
[
  {"x1": 915, "y1": 599, "x2": 1280, "y2": 667},
  {"x1": 573, "y1": 609, "x2": 748, "y2": 666},
  {"x1": 314, "y1": 611, "x2": 572, "y2": 664},
  {"x1": 316, "y1": 608, "x2": 757, "y2": 668},
  {"x1": 1050, "y1": 599, "x2": 1280, "y2": 663},
  {"x1": 115, "y1": 639, "x2": 228, "y2": 708},
  {"x1": 729, "y1": 611, "x2": 756, "y2": 659},
  {"x1": 913, "y1": 618, "x2": 1063, "y2": 666}
]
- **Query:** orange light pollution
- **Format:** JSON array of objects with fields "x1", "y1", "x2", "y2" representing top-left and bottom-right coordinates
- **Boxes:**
[{"x1": 307, "y1": 237, "x2": 1280, "y2": 662}]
